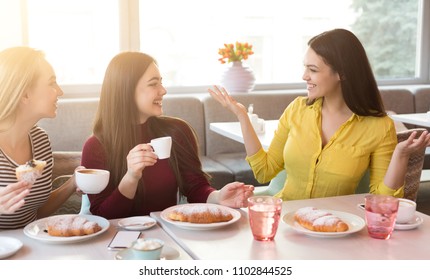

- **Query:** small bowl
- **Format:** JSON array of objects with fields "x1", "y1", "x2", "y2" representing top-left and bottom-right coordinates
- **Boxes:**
[
  {"x1": 75, "y1": 169, "x2": 110, "y2": 194},
  {"x1": 130, "y1": 238, "x2": 164, "y2": 260}
]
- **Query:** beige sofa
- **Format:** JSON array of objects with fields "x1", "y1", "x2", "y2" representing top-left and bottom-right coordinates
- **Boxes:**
[{"x1": 38, "y1": 86, "x2": 430, "y2": 213}]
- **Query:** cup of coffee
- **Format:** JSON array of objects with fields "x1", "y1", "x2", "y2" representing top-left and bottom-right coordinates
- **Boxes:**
[
  {"x1": 396, "y1": 198, "x2": 416, "y2": 224},
  {"x1": 247, "y1": 196, "x2": 282, "y2": 241},
  {"x1": 150, "y1": 136, "x2": 172, "y2": 159},
  {"x1": 75, "y1": 169, "x2": 110, "y2": 194},
  {"x1": 131, "y1": 238, "x2": 164, "y2": 260},
  {"x1": 364, "y1": 194, "x2": 399, "y2": 240}
]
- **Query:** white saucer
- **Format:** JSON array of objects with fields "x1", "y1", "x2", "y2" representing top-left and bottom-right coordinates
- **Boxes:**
[
  {"x1": 117, "y1": 216, "x2": 157, "y2": 231},
  {"x1": 0, "y1": 237, "x2": 23, "y2": 259},
  {"x1": 394, "y1": 215, "x2": 423, "y2": 230},
  {"x1": 115, "y1": 246, "x2": 179, "y2": 260}
]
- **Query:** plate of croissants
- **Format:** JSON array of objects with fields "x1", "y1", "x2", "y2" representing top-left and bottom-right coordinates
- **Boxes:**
[
  {"x1": 23, "y1": 214, "x2": 109, "y2": 244},
  {"x1": 283, "y1": 207, "x2": 365, "y2": 238},
  {"x1": 160, "y1": 203, "x2": 241, "y2": 230}
]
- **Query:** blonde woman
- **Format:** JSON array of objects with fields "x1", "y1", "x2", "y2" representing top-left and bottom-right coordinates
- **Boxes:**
[{"x1": 0, "y1": 47, "x2": 78, "y2": 229}]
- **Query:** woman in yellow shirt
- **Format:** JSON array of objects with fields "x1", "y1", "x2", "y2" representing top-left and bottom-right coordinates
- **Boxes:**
[{"x1": 209, "y1": 29, "x2": 430, "y2": 201}]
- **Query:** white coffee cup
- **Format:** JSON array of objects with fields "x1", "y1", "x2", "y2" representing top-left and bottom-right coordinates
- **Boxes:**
[
  {"x1": 75, "y1": 169, "x2": 110, "y2": 194},
  {"x1": 150, "y1": 136, "x2": 172, "y2": 159},
  {"x1": 396, "y1": 198, "x2": 416, "y2": 224}
]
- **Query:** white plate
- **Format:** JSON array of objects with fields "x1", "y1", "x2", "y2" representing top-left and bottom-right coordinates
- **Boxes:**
[
  {"x1": 23, "y1": 214, "x2": 110, "y2": 244},
  {"x1": 115, "y1": 246, "x2": 179, "y2": 260},
  {"x1": 0, "y1": 237, "x2": 23, "y2": 259},
  {"x1": 118, "y1": 216, "x2": 156, "y2": 231},
  {"x1": 283, "y1": 210, "x2": 366, "y2": 238},
  {"x1": 160, "y1": 203, "x2": 241, "y2": 230},
  {"x1": 394, "y1": 215, "x2": 424, "y2": 230}
]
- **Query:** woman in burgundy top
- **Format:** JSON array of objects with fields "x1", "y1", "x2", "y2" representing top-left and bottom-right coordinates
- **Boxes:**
[{"x1": 81, "y1": 52, "x2": 254, "y2": 219}]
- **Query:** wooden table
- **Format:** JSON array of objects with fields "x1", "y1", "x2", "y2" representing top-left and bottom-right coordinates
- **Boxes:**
[{"x1": 151, "y1": 194, "x2": 430, "y2": 260}]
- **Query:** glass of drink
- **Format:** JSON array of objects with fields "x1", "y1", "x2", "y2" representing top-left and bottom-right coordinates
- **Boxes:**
[
  {"x1": 247, "y1": 196, "x2": 282, "y2": 241},
  {"x1": 364, "y1": 194, "x2": 399, "y2": 240}
]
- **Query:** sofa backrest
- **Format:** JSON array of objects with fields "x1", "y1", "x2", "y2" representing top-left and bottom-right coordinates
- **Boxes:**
[
  {"x1": 37, "y1": 87, "x2": 426, "y2": 157},
  {"x1": 38, "y1": 96, "x2": 207, "y2": 155},
  {"x1": 37, "y1": 98, "x2": 98, "y2": 151},
  {"x1": 410, "y1": 86, "x2": 430, "y2": 113},
  {"x1": 379, "y1": 88, "x2": 415, "y2": 114},
  {"x1": 162, "y1": 95, "x2": 206, "y2": 156},
  {"x1": 202, "y1": 92, "x2": 306, "y2": 156}
]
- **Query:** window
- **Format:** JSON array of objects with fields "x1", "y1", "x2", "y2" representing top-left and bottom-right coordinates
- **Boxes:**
[
  {"x1": 0, "y1": 0, "x2": 428, "y2": 95},
  {"x1": 139, "y1": 0, "x2": 357, "y2": 87},
  {"x1": 139, "y1": 0, "x2": 425, "y2": 89},
  {"x1": 0, "y1": 0, "x2": 119, "y2": 86}
]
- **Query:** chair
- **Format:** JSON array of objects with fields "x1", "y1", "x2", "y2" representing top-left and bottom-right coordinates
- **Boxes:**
[
  {"x1": 357, "y1": 129, "x2": 426, "y2": 200},
  {"x1": 384, "y1": 113, "x2": 427, "y2": 200},
  {"x1": 51, "y1": 175, "x2": 82, "y2": 215},
  {"x1": 396, "y1": 128, "x2": 427, "y2": 201},
  {"x1": 253, "y1": 170, "x2": 286, "y2": 196},
  {"x1": 50, "y1": 175, "x2": 92, "y2": 215}
]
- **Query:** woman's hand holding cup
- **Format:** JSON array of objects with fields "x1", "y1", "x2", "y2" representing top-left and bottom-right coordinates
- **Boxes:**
[{"x1": 150, "y1": 136, "x2": 172, "y2": 159}]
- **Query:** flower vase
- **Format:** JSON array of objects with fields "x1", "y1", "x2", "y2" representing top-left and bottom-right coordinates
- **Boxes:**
[{"x1": 220, "y1": 61, "x2": 255, "y2": 93}]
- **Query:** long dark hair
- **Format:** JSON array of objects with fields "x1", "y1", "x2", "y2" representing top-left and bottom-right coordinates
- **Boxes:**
[
  {"x1": 307, "y1": 29, "x2": 386, "y2": 117},
  {"x1": 93, "y1": 52, "x2": 208, "y2": 195},
  {"x1": 146, "y1": 116, "x2": 209, "y2": 196}
]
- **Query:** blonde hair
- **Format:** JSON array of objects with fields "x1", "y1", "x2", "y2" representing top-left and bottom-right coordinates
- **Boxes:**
[{"x1": 0, "y1": 47, "x2": 45, "y2": 130}]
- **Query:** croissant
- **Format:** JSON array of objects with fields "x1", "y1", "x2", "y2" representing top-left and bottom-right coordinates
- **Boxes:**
[
  {"x1": 46, "y1": 216, "x2": 102, "y2": 237},
  {"x1": 294, "y1": 207, "x2": 349, "y2": 232},
  {"x1": 168, "y1": 204, "x2": 233, "y2": 224}
]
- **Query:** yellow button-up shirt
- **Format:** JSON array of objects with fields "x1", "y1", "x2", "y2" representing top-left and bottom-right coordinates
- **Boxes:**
[{"x1": 246, "y1": 97, "x2": 404, "y2": 200}]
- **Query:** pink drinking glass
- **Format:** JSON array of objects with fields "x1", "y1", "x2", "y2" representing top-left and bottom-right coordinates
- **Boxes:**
[
  {"x1": 364, "y1": 194, "x2": 399, "y2": 240},
  {"x1": 248, "y1": 196, "x2": 282, "y2": 241}
]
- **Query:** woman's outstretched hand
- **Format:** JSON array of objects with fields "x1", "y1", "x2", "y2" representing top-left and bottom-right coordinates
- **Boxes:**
[
  {"x1": 396, "y1": 130, "x2": 430, "y2": 157},
  {"x1": 208, "y1": 85, "x2": 263, "y2": 156},
  {"x1": 384, "y1": 130, "x2": 430, "y2": 191},
  {"x1": 208, "y1": 86, "x2": 247, "y2": 118},
  {"x1": 217, "y1": 182, "x2": 254, "y2": 208}
]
